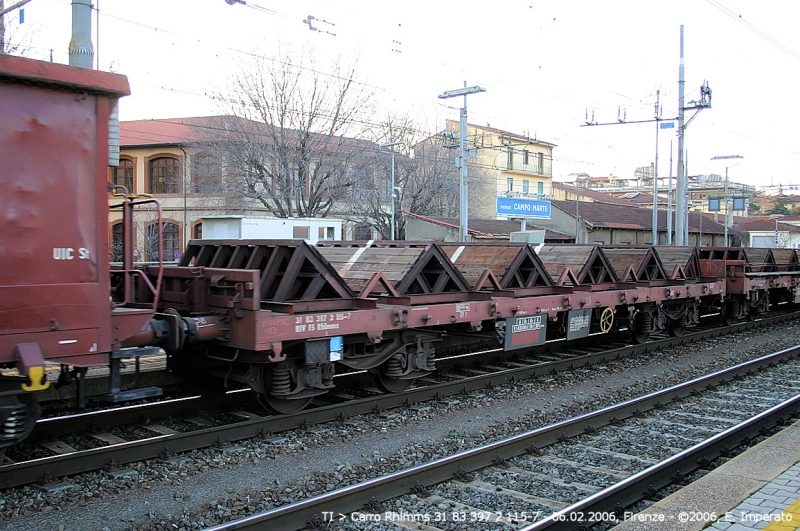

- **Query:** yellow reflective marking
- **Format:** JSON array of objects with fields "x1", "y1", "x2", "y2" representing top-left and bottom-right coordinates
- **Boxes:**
[
  {"x1": 761, "y1": 497, "x2": 800, "y2": 531},
  {"x1": 21, "y1": 366, "x2": 50, "y2": 391}
]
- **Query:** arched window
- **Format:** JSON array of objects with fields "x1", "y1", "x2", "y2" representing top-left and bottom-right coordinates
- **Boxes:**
[
  {"x1": 111, "y1": 158, "x2": 134, "y2": 192},
  {"x1": 193, "y1": 222, "x2": 203, "y2": 240},
  {"x1": 111, "y1": 223, "x2": 124, "y2": 262},
  {"x1": 148, "y1": 157, "x2": 181, "y2": 194},
  {"x1": 192, "y1": 153, "x2": 222, "y2": 192},
  {"x1": 146, "y1": 221, "x2": 181, "y2": 261}
]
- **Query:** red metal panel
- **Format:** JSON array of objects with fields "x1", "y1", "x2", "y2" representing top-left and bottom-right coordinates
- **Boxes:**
[
  {"x1": 0, "y1": 54, "x2": 130, "y2": 96},
  {"x1": 0, "y1": 57, "x2": 125, "y2": 366},
  {"x1": 0, "y1": 285, "x2": 104, "y2": 335},
  {"x1": 2, "y1": 328, "x2": 106, "y2": 367}
]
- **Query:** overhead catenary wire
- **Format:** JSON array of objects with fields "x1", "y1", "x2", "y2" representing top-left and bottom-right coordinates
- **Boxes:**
[
  {"x1": 706, "y1": 0, "x2": 800, "y2": 63},
  {"x1": 20, "y1": 0, "x2": 800, "y2": 182}
]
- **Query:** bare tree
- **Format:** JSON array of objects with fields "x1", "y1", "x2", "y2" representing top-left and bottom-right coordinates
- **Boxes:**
[
  {"x1": 218, "y1": 46, "x2": 376, "y2": 218},
  {"x1": 341, "y1": 112, "x2": 497, "y2": 240},
  {"x1": 339, "y1": 112, "x2": 419, "y2": 239}
]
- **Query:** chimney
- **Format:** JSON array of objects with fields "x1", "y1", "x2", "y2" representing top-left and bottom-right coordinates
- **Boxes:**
[{"x1": 68, "y1": 0, "x2": 93, "y2": 68}]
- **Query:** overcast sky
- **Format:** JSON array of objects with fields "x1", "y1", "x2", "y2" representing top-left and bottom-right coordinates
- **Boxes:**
[{"x1": 8, "y1": 0, "x2": 800, "y2": 189}]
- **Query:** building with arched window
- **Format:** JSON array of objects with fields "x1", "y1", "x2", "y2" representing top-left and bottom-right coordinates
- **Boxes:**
[
  {"x1": 108, "y1": 115, "x2": 385, "y2": 260},
  {"x1": 107, "y1": 117, "x2": 229, "y2": 262}
]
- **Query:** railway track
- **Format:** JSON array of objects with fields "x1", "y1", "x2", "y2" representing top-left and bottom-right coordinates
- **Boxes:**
[
  {"x1": 0, "y1": 312, "x2": 795, "y2": 492},
  {"x1": 205, "y1": 344, "x2": 800, "y2": 531}
]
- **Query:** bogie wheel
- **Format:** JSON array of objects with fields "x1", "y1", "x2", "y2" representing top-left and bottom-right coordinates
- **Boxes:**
[
  {"x1": 0, "y1": 393, "x2": 39, "y2": 451},
  {"x1": 599, "y1": 307, "x2": 614, "y2": 333},
  {"x1": 720, "y1": 301, "x2": 737, "y2": 326},
  {"x1": 629, "y1": 312, "x2": 652, "y2": 344},
  {"x1": 256, "y1": 393, "x2": 312, "y2": 414},
  {"x1": 667, "y1": 314, "x2": 688, "y2": 337},
  {"x1": 370, "y1": 358, "x2": 415, "y2": 393},
  {"x1": 255, "y1": 364, "x2": 313, "y2": 414}
]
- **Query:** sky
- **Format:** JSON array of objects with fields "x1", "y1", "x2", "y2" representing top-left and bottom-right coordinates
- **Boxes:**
[{"x1": 6, "y1": 0, "x2": 800, "y2": 190}]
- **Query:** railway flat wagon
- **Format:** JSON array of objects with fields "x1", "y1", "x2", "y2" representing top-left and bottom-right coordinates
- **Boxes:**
[{"x1": 4, "y1": 50, "x2": 800, "y2": 454}]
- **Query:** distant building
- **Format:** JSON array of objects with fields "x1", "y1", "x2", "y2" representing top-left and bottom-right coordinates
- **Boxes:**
[
  {"x1": 403, "y1": 212, "x2": 572, "y2": 243},
  {"x1": 582, "y1": 175, "x2": 630, "y2": 188},
  {"x1": 558, "y1": 172, "x2": 756, "y2": 217},
  {"x1": 108, "y1": 116, "x2": 372, "y2": 261},
  {"x1": 737, "y1": 218, "x2": 800, "y2": 248},
  {"x1": 109, "y1": 116, "x2": 236, "y2": 261},
  {"x1": 437, "y1": 121, "x2": 556, "y2": 220},
  {"x1": 530, "y1": 200, "x2": 726, "y2": 246}
]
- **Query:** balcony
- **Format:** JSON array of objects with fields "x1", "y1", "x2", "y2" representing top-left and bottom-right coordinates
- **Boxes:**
[
  {"x1": 504, "y1": 158, "x2": 552, "y2": 177},
  {"x1": 502, "y1": 191, "x2": 554, "y2": 201}
]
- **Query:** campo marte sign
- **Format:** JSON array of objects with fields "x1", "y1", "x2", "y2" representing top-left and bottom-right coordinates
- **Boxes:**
[{"x1": 496, "y1": 197, "x2": 551, "y2": 219}]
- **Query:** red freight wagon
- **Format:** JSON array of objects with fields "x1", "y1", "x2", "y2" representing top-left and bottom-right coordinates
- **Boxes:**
[{"x1": 0, "y1": 55, "x2": 130, "y2": 373}]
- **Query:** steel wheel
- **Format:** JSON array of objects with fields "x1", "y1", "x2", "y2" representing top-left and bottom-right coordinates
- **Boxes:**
[
  {"x1": 371, "y1": 358, "x2": 415, "y2": 393},
  {"x1": 256, "y1": 392, "x2": 313, "y2": 414},
  {"x1": 720, "y1": 301, "x2": 737, "y2": 326},
  {"x1": 255, "y1": 364, "x2": 313, "y2": 414},
  {"x1": 667, "y1": 314, "x2": 687, "y2": 337},
  {"x1": 629, "y1": 312, "x2": 651, "y2": 344}
]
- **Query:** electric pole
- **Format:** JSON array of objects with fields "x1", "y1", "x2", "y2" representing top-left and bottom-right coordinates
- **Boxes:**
[
  {"x1": 675, "y1": 25, "x2": 712, "y2": 246},
  {"x1": 676, "y1": 25, "x2": 686, "y2": 246},
  {"x1": 439, "y1": 83, "x2": 486, "y2": 242},
  {"x1": 653, "y1": 90, "x2": 660, "y2": 245}
]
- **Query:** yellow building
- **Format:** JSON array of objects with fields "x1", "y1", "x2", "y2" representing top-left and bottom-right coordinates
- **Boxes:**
[{"x1": 444, "y1": 120, "x2": 556, "y2": 219}]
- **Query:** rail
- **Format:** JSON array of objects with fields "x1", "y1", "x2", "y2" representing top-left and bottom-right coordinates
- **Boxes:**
[
  {"x1": 1, "y1": 312, "x2": 795, "y2": 492},
  {"x1": 206, "y1": 344, "x2": 800, "y2": 530}
]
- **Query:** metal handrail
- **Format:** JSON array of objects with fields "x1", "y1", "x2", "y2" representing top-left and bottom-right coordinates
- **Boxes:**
[{"x1": 108, "y1": 184, "x2": 163, "y2": 310}]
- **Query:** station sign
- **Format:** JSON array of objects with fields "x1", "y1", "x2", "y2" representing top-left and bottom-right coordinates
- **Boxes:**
[
  {"x1": 496, "y1": 197, "x2": 551, "y2": 219},
  {"x1": 566, "y1": 309, "x2": 592, "y2": 340},
  {"x1": 504, "y1": 315, "x2": 547, "y2": 350},
  {"x1": 660, "y1": 121, "x2": 675, "y2": 129}
]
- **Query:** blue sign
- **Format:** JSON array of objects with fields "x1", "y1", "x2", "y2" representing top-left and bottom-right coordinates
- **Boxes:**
[
  {"x1": 329, "y1": 336, "x2": 343, "y2": 361},
  {"x1": 660, "y1": 121, "x2": 675, "y2": 129},
  {"x1": 496, "y1": 197, "x2": 551, "y2": 219}
]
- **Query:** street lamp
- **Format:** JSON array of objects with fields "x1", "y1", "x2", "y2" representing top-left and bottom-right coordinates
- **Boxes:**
[
  {"x1": 380, "y1": 141, "x2": 404, "y2": 240},
  {"x1": 710, "y1": 155, "x2": 744, "y2": 245},
  {"x1": 439, "y1": 83, "x2": 486, "y2": 242},
  {"x1": 770, "y1": 214, "x2": 785, "y2": 248}
]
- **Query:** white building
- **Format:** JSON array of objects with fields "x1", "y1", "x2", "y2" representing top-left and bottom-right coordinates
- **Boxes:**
[{"x1": 200, "y1": 216, "x2": 342, "y2": 245}]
